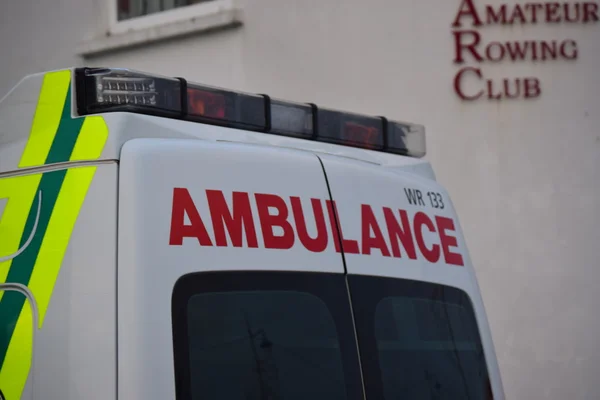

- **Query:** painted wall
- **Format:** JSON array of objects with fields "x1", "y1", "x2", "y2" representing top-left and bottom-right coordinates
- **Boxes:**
[{"x1": 1, "y1": 0, "x2": 599, "y2": 398}]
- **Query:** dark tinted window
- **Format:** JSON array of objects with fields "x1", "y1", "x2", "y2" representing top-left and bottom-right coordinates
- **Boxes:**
[
  {"x1": 349, "y1": 275, "x2": 492, "y2": 400},
  {"x1": 172, "y1": 271, "x2": 364, "y2": 400},
  {"x1": 172, "y1": 271, "x2": 493, "y2": 400}
]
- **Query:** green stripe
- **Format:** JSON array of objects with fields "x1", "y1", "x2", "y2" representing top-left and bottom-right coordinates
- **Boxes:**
[
  {"x1": 0, "y1": 170, "x2": 66, "y2": 369},
  {"x1": 0, "y1": 83, "x2": 84, "y2": 369},
  {"x1": 45, "y1": 88, "x2": 83, "y2": 164}
]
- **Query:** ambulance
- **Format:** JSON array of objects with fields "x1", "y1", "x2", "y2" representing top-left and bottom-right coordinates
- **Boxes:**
[{"x1": 0, "y1": 67, "x2": 504, "y2": 400}]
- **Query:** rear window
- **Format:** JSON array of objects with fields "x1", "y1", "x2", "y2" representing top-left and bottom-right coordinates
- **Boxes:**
[
  {"x1": 172, "y1": 271, "x2": 493, "y2": 400},
  {"x1": 349, "y1": 275, "x2": 492, "y2": 400},
  {"x1": 172, "y1": 271, "x2": 364, "y2": 400}
]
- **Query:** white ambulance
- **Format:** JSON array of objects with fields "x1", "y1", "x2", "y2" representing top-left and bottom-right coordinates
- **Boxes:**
[{"x1": 0, "y1": 67, "x2": 504, "y2": 400}]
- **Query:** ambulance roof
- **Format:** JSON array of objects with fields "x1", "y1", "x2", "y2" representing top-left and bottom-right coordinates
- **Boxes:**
[{"x1": 0, "y1": 67, "x2": 434, "y2": 179}]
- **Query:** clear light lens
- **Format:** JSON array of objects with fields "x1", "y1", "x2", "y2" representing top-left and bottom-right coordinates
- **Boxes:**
[
  {"x1": 76, "y1": 67, "x2": 181, "y2": 116},
  {"x1": 95, "y1": 76, "x2": 158, "y2": 105},
  {"x1": 270, "y1": 100, "x2": 313, "y2": 138},
  {"x1": 388, "y1": 121, "x2": 426, "y2": 158}
]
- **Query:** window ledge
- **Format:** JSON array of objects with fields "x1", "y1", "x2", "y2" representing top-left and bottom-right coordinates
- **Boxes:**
[{"x1": 77, "y1": 6, "x2": 243, "y2": 58}]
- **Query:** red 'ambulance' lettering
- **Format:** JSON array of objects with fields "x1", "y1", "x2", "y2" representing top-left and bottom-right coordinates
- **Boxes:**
[
  {"x1": 413, "y1": 212, "x2": 441, "y2": 263},
  {"x1": 290, "y1": 197, "x2": 328, "y2": 253},
  {"x1": 436, "y1": 216, "x2": 465, "y2": 266},
  {"x1": 361, "y1": 205, "x2": 391, "y2": 257},
  {"x1": 168, "y1": 188, "x2": 465, "y2": 267},
  {"x1": 169, "y1": 188, "x2": 213, "y2": 246},
  {"x1": 206, "y1": 190, "x2": 258, "y2": 248},
  {"x1": 326, "y1": 200, "x2": 360, "y2": 254},
  {"x1": 383, "y1": 207, "x2": 417, "y2": 260},
  {"x1": 255, "y1": 193, "x2": 295, "y2": 249}
]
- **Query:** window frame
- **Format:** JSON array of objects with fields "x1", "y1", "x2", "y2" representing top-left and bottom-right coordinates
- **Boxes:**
[{"x1": 107, "y1": 0, "x2": 235, "y2": 36}]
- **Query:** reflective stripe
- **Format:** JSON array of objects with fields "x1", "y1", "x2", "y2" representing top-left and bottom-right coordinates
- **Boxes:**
[
  {"x1": 0, "y1": 170, "x2": 67, "y2": 400},
  {"x1": 18, "y1": 70, "x2": 71, "y2": 168},
  {"x1": 0, "y1": 175, "x2": 41, "y2": 292},
  {"x1": 0, "y1": 69, "x2": 109, "y2": 400},
  {"x1": 71, "y1": 116, "x2": 109, "y2": 161},
  {"x1": 28, "y1": 166, "x2": 98, "y2": 327},
  {"x1": 0, "y1": 296, "x2": 33, "y2": 400}
]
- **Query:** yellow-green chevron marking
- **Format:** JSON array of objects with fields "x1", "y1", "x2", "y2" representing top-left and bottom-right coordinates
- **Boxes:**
[{"x1": 0, "y1": 69, "x2": 108, "y2": 400}]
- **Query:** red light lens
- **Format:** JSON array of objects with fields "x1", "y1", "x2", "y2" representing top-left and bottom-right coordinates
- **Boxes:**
[
  {"x1": 343, "y1": 122, "x2": 380, "y2": 149},
  {"x1": 316, "y1": 108, "x2": 384, "y2": 150},
  {"x1": 185, "y1": 84, "x2": 266, "y2": 130},
  {"x1": 187, "y1": 88, "x2": 226, "y2": 119}
]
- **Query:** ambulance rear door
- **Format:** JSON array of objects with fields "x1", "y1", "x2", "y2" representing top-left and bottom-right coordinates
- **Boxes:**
[
  {"x1": 117, "y1": 138, "x2": 364, "y2": 400},
  {"x1": 318, "y1": 154, "x2": 505, "y2": 400}
]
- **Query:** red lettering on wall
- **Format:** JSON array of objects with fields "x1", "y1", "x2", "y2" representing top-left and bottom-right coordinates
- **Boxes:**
[
  {"x1": 524, "y1": 78, "x2": 542, "y2": 98},
  {"x1": 583, "y1": 2, "x2": 600, "y2": 22},
  {"x1": 480, "y1": 2, "x2": 597, "y2": 25},
  {"x1": 435, "y1": 216, "x2": 464, "y2": 266},
  {"x1": 255, "y1": 193, "x2": 295, "y2": 249},
  {"x1": 487, "y1": 79, "x2": 502, "y2": 100},
  {"x1": 455, "y1": 1, "x2": 598, "y2": 26},
  {"x1": 453, "y1": 30, "x2": 483, "y2": 63},
  {"x1": 290, "y1": 197, "x2": 328, "y2": 253},
  {"x1": 545, "y1": 2, "x2": 561, "y2": 22},
  {"x1": 564, "y1": 3, "x2": 582, "y2": 22},
  {"x1": 361, "y1": 205, "x2": 391, "y2": 257},
  {"x1": 485, "y1": 41, "x2": 506, "y2": 62},
  {"x1": 454, "y1": 67, "x2": 484, "y2": 101},
  {"x1": 487, "y1": 77, "x2": 541, "y2": 100},
  {"x1": 383, "y1": 208, "x2": 417, "y2": 259},
  {"x1": 452, "y1": 0, "x2": 484, "y2": 27},
  {"x1": 559, "y1": 40, "x2": 578, "y2": 59},
  {"x1": 169, "y1": 188, "x2": 213, "y2": 246},
  {"x1": 509, "y1": 4, "x2": 527, "y2": 23},
  {"x1": 539, "y1": 41, "x2": 556, "y2": 60},
  {"x1": 449, "y1": 0, "x2": 595, "y2": 101},
  {"x1": 525, "y1": 3, "x2": 544, "y2": 23},
  {"x1": 504, "y1": 78, "x2": 521, "y2": 99},
  {"x1": 505, "y1": 41, "x2": 529, "y2": 61},
  {"x1": 485, "y1": 4, "x2": 507, "y2": 23},
  {"x1": 531, "y1": 40, "x2": 540, "y2": 60},
  {"x1": 207, "y1": 190, "x2": 258, "y2": 248},
  {"x1": 413, "y1": 212, "x2": 441, "y2": 263}
]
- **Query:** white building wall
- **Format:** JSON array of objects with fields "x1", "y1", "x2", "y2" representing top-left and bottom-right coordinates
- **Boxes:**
[{"x1": 1, "y1": 0, "x2": 600, "y2": 398}]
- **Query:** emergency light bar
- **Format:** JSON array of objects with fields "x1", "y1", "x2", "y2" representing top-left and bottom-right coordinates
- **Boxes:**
[{"x1": 75, "y1": 67, "x2": 426, "y2": 158}]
